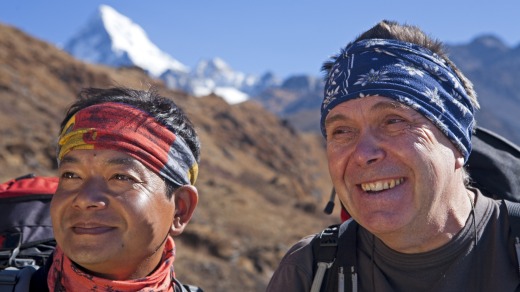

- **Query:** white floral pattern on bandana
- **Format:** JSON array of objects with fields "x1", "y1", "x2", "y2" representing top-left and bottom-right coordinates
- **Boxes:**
[{"x1": 321, "y1": 39, "x2": 475, "y2": 162}]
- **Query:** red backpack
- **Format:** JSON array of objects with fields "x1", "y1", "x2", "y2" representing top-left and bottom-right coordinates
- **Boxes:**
[{"x1": 0, "y1": 174, "x2": 58, "y2": 269}]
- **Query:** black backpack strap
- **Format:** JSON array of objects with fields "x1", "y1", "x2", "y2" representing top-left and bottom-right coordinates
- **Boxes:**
[
  {"x1": 181, "y1": 284, "x2": 204, "y2": 292},
  {"x1": 311, "y1": 224, "x2": 340, "y2": 292},
  {"x1": 311, "y1": 219, "x2": 358, "y2": 292},
  {"x1": 333, "y1": 220, "x2": 359, "y2": 292},
  {"x1": 504, "y1": 200, "x2": 520, "y2": 277},
  {"x1": 29, "y1": 251, "x2": 53, "y2": 292},
  {"x1": 172, "y1": 275, "x2": 203, "y2": 292}
]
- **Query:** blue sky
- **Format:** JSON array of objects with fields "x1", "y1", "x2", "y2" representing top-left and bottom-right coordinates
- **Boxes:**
[{"x1": 1, "y1": 1, "x2": 519, "y2": 78}]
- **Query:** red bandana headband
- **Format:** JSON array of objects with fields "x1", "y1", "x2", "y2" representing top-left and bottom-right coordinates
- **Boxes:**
[{"x1": 57, "y1": 102, "x2": 198, "y2": 187}]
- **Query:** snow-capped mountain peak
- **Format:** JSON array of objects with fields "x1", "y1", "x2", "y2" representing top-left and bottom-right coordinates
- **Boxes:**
[
  {"x1": 63, "y1": 5, "x2": 287, "y2": 105},
  {"x1": 192, "y1": 58, "x2": 253, "y2": 85},
  {"x1": 194, "y1": 57, "x2": 233, "y2": 76},
  {"x1": 65, "y1": 5, "x2": 188, "y2": 76},
  {"x1": 165, "y1": 57, "x2": 255, "y2": 104}
]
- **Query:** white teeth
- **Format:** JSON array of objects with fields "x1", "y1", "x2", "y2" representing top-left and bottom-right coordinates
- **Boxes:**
[{"x1": 361, "y1": 178, "x2": 403, "y2": 192}]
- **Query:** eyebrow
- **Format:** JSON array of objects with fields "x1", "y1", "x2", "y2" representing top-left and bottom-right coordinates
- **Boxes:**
[
  {"x1": 325, "y1": 112, "x2": 349, "y2": 127},
  {"x1": 59, "y1": 155, "x2": 79, "y2": 166},
  {"x1": 106, "y1": 157, "x2": 141, "y2": 168},
  {"x1": 370, "y1": 100, "x2": 410, "y2": 113}
]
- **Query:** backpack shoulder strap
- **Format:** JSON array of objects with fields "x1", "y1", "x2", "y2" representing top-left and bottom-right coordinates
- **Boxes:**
[
  {"x1": 504, "y1": 200, "x2": 520, "y2": 276},
  {"x1": 28, "y1": 251, "x2": 53, "y2": 292},
  {"x1": 311, "y1": 219, "x2": 358, "y2": 292},
  {"x1": 172, "y1": 274, "x2": 203, "y2": 292},
  {"x1": 311, "y1": 224, "x2": 340, "y2": 292},
  {"x1": 182, "y1": 284, "x2": 204, "y2": 292}
]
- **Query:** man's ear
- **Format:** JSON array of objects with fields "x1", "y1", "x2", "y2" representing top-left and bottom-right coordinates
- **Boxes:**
[
  {"x1": 170, "y1": 185, "x2": 198, "y2": 236},
  {"x1": 454, "y1": 148, "x2": 465, "y2": 170},
  {"x1": 455, "y1": 156, "x2": 465, "y2": 170}
]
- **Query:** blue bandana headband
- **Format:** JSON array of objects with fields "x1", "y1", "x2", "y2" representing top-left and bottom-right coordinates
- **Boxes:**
[{"x1": 321, "y1": 39, "x2": 476, "y2": 162}]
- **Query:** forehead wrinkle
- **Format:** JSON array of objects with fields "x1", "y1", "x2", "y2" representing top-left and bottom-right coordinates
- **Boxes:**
[
  {"x1": 326, "y1": 99, "x2": 406, "y2": 125},
  {"x1": 325, "y1": 99, "x2": 419, "y2": 130}
]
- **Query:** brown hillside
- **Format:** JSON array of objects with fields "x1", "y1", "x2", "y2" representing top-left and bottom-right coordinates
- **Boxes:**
[{"x1": 0, "y1": 23, "x2": 337, "y2": 291}]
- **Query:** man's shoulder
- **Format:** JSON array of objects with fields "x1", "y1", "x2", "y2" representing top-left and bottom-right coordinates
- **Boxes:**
[
  {"x1": 472, "y1": 187, "x2": 520, "y2": 216},
  {"x1": 281, "y1": 235, "x2": 315, "y2": 264},
  {"x1": 266, "y1": 235, "x2": 316, "y2": 292}
]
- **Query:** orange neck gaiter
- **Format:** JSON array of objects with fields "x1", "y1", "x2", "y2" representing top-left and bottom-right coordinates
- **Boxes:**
[{"x1": 47, "y1": 237, "x2": 176, "y2": 291}]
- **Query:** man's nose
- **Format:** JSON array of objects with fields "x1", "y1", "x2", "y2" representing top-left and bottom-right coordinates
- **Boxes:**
[
  {"x1": 72, "y1": 177, "x2": 108, "y2": 210},
  {"x1": 352, "y1": 130, "x2": 385, "y2": 167}
]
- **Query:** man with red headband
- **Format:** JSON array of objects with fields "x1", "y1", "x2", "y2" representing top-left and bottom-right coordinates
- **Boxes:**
[
  {"x1": 267, "y1": 21, "x2": 520, "y2": 291},
  {"x1": 30, "y1": 87, "x2": 201, "y2": 291}
]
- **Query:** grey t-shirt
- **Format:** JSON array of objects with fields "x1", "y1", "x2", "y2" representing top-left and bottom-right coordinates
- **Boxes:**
[{"x1": 266, "y1": 190, "x2": 520, "y2": 291}]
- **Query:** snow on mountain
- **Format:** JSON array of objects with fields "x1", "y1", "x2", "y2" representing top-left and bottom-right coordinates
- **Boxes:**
[
  {"x1": 193, "y1": 58, "x2": 256, "y2": 89},
  {"x1": 161, "y1": 57, "x2": 264, "y2": 104},
  {"x1": 63, "y1": 5, "x2": 286, "y2": 104},
  {"x1": 64, "y1": 5, "x2": 188, "y2": 77},
  {"x1": 213, "y1": 87, "x2": 249, "y2": 104}
]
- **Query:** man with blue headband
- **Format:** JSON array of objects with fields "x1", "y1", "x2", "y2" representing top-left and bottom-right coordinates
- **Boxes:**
[{"x1": 267, "y1": 20, "x2": 520, "y2": 291}]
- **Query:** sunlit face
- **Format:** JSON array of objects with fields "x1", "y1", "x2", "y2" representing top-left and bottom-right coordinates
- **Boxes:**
[
  {"x1": 324, "y1": 95, "x2": 463, "y2": 237},
  {"x1": 51, "y1": 149, "x2": 176, "y2": 280}
]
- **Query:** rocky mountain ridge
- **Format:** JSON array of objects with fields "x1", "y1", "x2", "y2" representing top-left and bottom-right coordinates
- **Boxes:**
[{"x1": 447, "y1": 35, "x2": 520, "y2": 144}]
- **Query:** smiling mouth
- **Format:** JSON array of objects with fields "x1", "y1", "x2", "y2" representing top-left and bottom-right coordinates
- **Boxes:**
[
  {"x1": 360, "y1": 178, "x2": 404, "y2": 192},
  {"x1": 72, "y1": 225, "x2": 115, "y2": 235}
]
